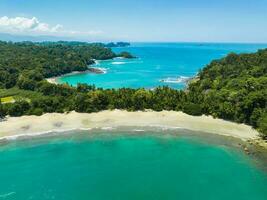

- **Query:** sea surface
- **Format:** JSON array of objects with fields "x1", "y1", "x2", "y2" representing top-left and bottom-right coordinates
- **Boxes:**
[
  {"x1": 58, "y1": 43, "x2": 267, "y2": 89},
  {"x1": 0, "y1": 129, "x2": 267, "y2": 200}
]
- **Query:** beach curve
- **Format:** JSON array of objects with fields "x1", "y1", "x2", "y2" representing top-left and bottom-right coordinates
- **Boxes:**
[{"x1": 0, "y1": 110, "x2": 260, "y2": 141}]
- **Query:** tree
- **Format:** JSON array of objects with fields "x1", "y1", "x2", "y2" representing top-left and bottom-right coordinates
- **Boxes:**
[
  {"x1": 182, "y1": 103, "x2": 202, "y2": 116},
  {"x1": 7, "y1": 101, "x2": 30, "y2": 116},
  {"x1": 132, "y1": 89, "x2": 152, "y2": 110},
  {"x1": 258, "y1": 113, "x2": 267, "y2": 138},
  {"x1": 0, "y1": 103, "x2": 6, "y2": 118},
  {"x1": 17, "y1": 77, "x2": 36, "y2": 90}
]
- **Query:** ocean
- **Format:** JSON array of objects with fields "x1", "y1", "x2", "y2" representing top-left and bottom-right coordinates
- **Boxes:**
[
  {"x1": 58, "y1": 42, "x2": 267, "y2": 89},
  {"x1": 0, "y1": 129, "x2": 267, "y2": 200}
]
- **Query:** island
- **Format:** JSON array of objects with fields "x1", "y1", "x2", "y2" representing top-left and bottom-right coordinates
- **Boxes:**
[
  {"x1": 117, "y1": 51, "x2": 137, "y2": 58},
  {"x1": 105, "y1": 42, "x2": 131, "y2": 47},
  {"x1": 0, "y1": 41, "x2": 266, "y2": 142}
]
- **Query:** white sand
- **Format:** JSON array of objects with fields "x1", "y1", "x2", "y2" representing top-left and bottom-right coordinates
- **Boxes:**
[
  {"x1": 46, "y1": 77, "x2": 58, "y2": 84},
  {"x1": 46, "y1": 71, "x2": 81, "y2": 84},
  {"x1": 46, "y1": 69, "x2": 103, "y2": 84},
  {"x1": 0, "y1": 110, "x2": 260, "y2": 140}
]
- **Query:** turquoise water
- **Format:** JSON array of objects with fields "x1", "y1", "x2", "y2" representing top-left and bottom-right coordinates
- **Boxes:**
[
  {"x1": 0, "y1": 130, "x2": 267, "y2": 200},
  {"x1": 59, "y1": 43, "x2": 267, "y2": 89}
]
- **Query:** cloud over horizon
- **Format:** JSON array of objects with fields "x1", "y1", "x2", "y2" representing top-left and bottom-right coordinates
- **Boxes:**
[{"x1": 0, "y1": 16, "x2": 103, "y2": 38}]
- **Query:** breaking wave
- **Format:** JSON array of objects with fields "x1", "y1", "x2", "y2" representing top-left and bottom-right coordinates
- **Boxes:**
[{"x1": 111, "y1": 62, "x2": 126, "y2": 65}]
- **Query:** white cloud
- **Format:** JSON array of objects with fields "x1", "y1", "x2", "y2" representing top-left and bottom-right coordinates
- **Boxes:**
[{"x1": 0, "y1": 16, "x2": 103, "y2": 37}]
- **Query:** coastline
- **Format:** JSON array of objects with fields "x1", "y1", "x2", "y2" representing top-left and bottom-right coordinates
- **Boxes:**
[
  {"x1": 46, "y1": 77, "x2": 59, "y2": 84},
  {"x1": 0, "y1": 110, "x2": 261, "y2": 141},
  {"x1": 46, "y1": 67, "x2": 107, "y2": 84},
  {"x1": 45, "y1": 57, "x2": 133, "y2": 85},
  {"x1": 46, "y1": 71, "x2": 88, "y2": 84}
]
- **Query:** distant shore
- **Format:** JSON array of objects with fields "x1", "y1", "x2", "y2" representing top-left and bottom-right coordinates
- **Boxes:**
[{"x1": 0, "y1": 110, "x2": 261, "y2": 142}]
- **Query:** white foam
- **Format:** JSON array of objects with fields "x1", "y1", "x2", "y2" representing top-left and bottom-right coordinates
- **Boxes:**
[
  {"x1": 0, "y1": 128, "x2": 80, "y2": 141},
  {"x1": 112, "y1": 62, "x2": 126, "y2": 65},
  {"x1": 98, "y1": 67, "x2": 108, "y2": 73},
  {"x1": 90, "y1": 67, "x2": 108, "y2": 74},
  {"x1": 0, "y1": 125, "x2": 183, "y2": 142},
  {"x1": 133, "y1": 129, "x2": 145, "y2": 132},
  {"x1": 79, "y1": 128, "x2": 93, "y2": 131},
  {"x1": 115, "y1": 57, "x2": 124, "y2": 60},
  {"x1": 0, "y1": 192, "x2": 16, "y2": 198},
  {"x1": 101, "y1": 127, "x2": 116, "y2": 130},
  {"x1": 148, "y1": 125, "x2": 183, "y2": 130}
]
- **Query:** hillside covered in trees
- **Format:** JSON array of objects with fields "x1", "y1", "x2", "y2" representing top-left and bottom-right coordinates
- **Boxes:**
[
  {"x1": 0, "y1": 41, "x2": 266, "y2": 138},
  {"x1": 188, "y1": 50, "x2": 267, "y2": 137},
  {"x1": 0, "y1": 41, "x2": 118, "y2": 89}
]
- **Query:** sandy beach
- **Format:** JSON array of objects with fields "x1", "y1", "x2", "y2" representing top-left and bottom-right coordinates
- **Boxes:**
[
  {"x1": 0, "y1": 110, "x2": 260, "y2": 140},
  {"x1": 46, "y1": 71, "x2": 83, "y2": 84},
  {"x1": 46, "y1": 68, "x2": 106, "y2": 84},
  {"x1": 46, "y1": 77, "x2": 59, "y2": 84}
]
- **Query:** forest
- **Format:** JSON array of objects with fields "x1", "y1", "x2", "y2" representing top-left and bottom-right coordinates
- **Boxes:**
[
  {"x1": 0, "y1": 40, "x2": 117, "y2": 89},
  {"x1": 0, "y1": 41, "x2": 266, "y2": 138}
]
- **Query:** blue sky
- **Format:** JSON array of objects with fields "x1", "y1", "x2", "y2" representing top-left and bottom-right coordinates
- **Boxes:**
[{"x1": 0, "y1": 0, "x2": 267, "y2": 42}]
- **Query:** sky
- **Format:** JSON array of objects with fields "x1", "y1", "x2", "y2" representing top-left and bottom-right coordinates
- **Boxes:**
[{"x1": 0, "y1": 0, "x2": 267, "y2": 42}]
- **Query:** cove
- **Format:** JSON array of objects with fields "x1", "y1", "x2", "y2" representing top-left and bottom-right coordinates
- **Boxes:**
[{"x1": 58, "y1": 43, "x2": 267, "y2": 89}]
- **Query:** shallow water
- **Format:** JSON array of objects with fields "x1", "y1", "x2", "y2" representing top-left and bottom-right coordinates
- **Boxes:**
[
  {"x1": 0, "y1": 129, "x2": 266, "y2": 200},
  {"x1": 58, "y1": 43, "x2": 267, "y2": 89}
]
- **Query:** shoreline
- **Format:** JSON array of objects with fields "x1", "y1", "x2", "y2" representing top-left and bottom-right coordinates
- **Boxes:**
[
  {"x1": 46, "y1": 57, "x2": 120, "y2": 84},
  {"x1": 46, "y1": 57, "x2": 133, "y2": 85},
  {"x1": 46, "y1": 67, "x2": 106, "y2": 84},
  {"x1": 0, "y1": 110, "x2": 262, "y2": 141},
  {"x1": 46, "y1": 71, "x2": 84, "y2": 84},
  {"x1": 46, "y1": 71, "x2": 91, "y2": 84}
]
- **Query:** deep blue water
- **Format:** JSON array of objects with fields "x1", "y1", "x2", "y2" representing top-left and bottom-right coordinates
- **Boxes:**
[{"x1": 59, "y1": 43, "x2": 267, "y2": 89}]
